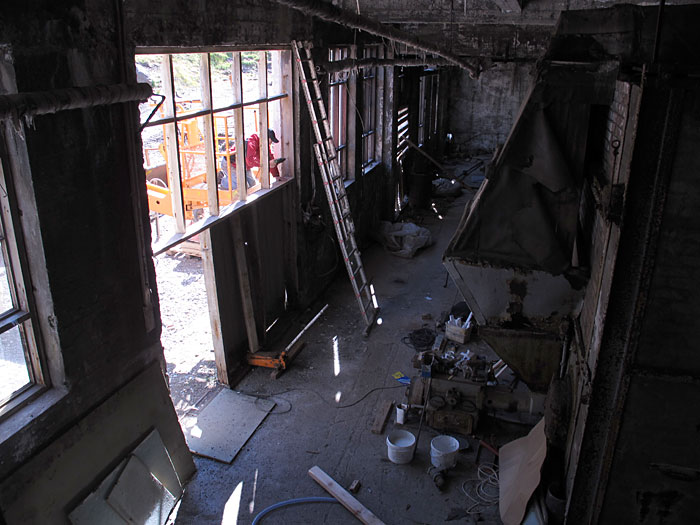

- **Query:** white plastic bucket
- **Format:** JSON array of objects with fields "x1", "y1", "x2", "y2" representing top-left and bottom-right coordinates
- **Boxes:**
[
  {"x1": 386, "y1": 429, "x2": 416, "y2": 464},
  {"x1": 430, "y1": 435, "x2": 459, "y2": 469}
]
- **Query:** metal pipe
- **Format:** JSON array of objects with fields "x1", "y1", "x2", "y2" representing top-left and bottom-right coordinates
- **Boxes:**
[
  {"x1": 273, "y1": 0, "x2": 480, "y2": 77},
  {"x1": 284, "y1": 304, "x2": 330, "y2": 352},
  {"x1": 0, "y1": 83, "x2": 153, "y2": 121},
  {"x1": 323, "y1": 56, "x2": 453, "y2": 74}
]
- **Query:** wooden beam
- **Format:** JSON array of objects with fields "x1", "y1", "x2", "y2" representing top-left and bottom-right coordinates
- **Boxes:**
[
  {"x1": 280, "y1": 49, "x2": 295, "y2": 180},
  {"x1": 200, "y1": 53, "x2": 219, "y2": 217},
  {"x1": 162, "y1": 55, "x2": 186, "y2": 233},
  {"x1": 405, "y1": 138, "x2": 443, "y2": 172},
  {"x1": 258, "y1": 51, "x2": 270, "y2": 189},
  {"x1": 370, "y1": 399, "x2": 394, "y2": 435},
  {"x1": 200, "y1": 230, "x2": 229, "y2": 385},
  {"x1": 347, "y1": 45, "x2": 357, "y2": 180},
  {"x1": 231, "y1": 217, "x2": 260, "y2": 353},
  {"x1": 308, "y1": 466, "x2": 386, "y2": 525},
  {"x1": 232, "y1": 52, "x2": 247, "y2": 201}
]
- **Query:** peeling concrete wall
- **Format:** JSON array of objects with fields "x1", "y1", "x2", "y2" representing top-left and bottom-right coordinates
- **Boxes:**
[{"x1": 447, "y1": 62, "x2": 534, "y2": 155}]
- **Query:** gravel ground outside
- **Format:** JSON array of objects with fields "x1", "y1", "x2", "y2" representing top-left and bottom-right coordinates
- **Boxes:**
[{"x1": 154, "y1": 250, "x2": 218, "y2": 418}]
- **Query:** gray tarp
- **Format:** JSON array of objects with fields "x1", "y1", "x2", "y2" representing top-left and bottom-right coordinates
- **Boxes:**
[{"x1": 444, "y1": 107, "x2": 580, "y2": 275}]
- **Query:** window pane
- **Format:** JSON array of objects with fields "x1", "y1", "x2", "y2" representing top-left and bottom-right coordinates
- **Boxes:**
[
  {"x1": 171, "y1": 53, "x2": 205, "y2": 117},
  {"x1": 267, "y1": 50, "x2": 285, "y2": 98},
  {"x1": 267, "y1": 99, "x2": 288, "y2": 180},
  {"x1": 177, "y1": 116, "x2": 210, "y2": 221},
  {"x1": 0, "y1": 325, "x2": 30, "y2": 400},
  {"x1": 211, "y1": 52, "x2": 235, "y2": 110},
  {"x1": 136, "y1": 54, "x2": 165, "y2": 127},
  {"x1": 242, "y1": 52, "x2": 260, "y2": 104},
  {"x1": 0, "y1": 244, "x2": 14, "y2": 313}
]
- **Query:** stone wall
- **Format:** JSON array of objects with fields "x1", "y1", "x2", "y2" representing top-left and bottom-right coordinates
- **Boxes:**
[{"x1": 447, "y1": 62, "x2": 534, "y2": 155}]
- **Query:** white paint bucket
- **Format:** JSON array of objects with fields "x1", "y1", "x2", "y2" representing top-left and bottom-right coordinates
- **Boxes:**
[
  {"x1": 395, "y1": 406, "x2": 406, "y2": 424},
  {"x1": 386, "y1": 429, "x2": 416, "y2": 464},
  {"x1": 430, "y1": 435, "x2": 459, "y2": 469}
]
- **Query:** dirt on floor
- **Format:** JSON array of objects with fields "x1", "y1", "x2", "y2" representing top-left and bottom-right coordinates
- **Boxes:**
[{"x1": 154, "y1": 249, "x2": 219, "y2": 418}]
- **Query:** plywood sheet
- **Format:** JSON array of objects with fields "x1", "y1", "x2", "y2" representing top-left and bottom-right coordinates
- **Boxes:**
[
  {"x1": 182, "y1": 389, "x2": 275, "y2": 463},
  {"x1": 106, "y1": 455, "x2": 176, "y2": 525},
  {"x1": 499, "y1": 418, "x2": 547, "y2": 525}
]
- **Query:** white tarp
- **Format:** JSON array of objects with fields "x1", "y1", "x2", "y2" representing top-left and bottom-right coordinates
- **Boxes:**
[{"x1": 374, "y1": 221, "x2": 433, "y2": 258}]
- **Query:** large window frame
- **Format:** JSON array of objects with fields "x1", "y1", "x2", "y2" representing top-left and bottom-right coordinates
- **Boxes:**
[
  {"x1": 328, "y1": 47, "x2": 351, "y2": 180},
  {"x1": 0, "y1": 151, "x2": 47, "y2": 417},
  {"x1": 0, "y1": 49, "x2": 57, "y2": 422},
  {"x1": 137, "y1": 48, "x2": 295, "y2": 255},
  {"x1": 360, "y1": 45, "x2": 384, "y2": 170},
  {"x1": 418, "y1": 71, "x2": 440, "y2": 147}
]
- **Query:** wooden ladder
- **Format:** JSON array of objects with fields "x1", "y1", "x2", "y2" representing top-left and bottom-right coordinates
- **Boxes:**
[{"x1": 292, "y1": 40, "x2": 379, "y2": 332}]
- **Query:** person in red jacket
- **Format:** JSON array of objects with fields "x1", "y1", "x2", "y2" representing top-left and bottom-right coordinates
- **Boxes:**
[{"x1": 246, "y1": 128, "x2": 285, "y2": 179}]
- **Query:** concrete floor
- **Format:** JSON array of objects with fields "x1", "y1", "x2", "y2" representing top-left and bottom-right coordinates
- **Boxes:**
[{"x1": 172, "y1": 183, "x2": 522, "y2": 525}]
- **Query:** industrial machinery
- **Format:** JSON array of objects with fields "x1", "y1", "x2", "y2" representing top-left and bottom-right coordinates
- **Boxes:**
[{"x1": 406, "y1": 337, "x2": 545, "y2": 436}]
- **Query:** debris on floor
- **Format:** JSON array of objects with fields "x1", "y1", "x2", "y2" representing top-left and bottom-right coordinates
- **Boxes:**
[
  {"x1": 432, "y1": 177, "x2": 463, "y2": 198},
  {"x1": 308, "y1": 466, "x2": 386, "y2": 525},
  {"x1": 373, "y1": 220, "x2": 433, "y2": 258}
]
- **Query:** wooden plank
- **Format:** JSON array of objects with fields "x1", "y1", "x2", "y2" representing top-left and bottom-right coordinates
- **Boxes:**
[
  {"x1": 200, "y1": 230, "x2": 229, "y2": 386},
  {"x1": 232, "y1": 52, "x2": 247, "y2": 201},
  {"x1": 280, "y1": 49, "x2": 295, "y2": 179},
  {"x1": 258, "y1": 51, "x2": 270, "y2": 189},
  {"x1": 199, "y1": 53, "x2": 219, "y2": 216},
  {"x1": 232, "y1": 217, "x2": 260, "y2": 353},
  {"x1": 370, "y1": 399, "x2": 394, "y2": 435},
  {"x1": 346, "y1": 45, "x2": 357, "y2": 180},
  {"x1": 405, "y1": 138, "x2": 443, "y2": 171},
  {"x1": 308, "y1": 466, "x2": 386, "y2": 525},
  {"x1": 162, "y1": 55, "x2": 186, "y2": 233}
]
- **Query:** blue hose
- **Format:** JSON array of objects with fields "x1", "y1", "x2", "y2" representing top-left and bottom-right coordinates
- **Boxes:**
[{"x1": 251, "y1": 497, "x2": 338, "y2": 524}]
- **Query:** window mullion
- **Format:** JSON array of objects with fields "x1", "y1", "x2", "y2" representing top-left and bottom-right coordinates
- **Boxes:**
[
  {"x1": 162, "y1": 55, "x2": 186, "y2": 233},
  {"x1": 199, "y1": 53, "x2": 219, "y2": 217},
  {"x1": 258, "y1": 51, "x2": 270, "y2": 189},
  {"x1": 232, "y1": 52, "x2": 247, "y2": 202}
]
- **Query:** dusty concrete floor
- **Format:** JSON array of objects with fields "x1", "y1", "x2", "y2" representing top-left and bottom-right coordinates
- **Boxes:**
[{"x1": 171, "y1": 171, "x2": 525, "y2": 525}]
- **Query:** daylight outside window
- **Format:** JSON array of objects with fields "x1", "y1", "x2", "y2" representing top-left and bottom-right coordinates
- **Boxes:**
[
  {"x1": 0, "y1": 158, "x2": 43, "y2": 409},
  {"x1": 135, "y1": 49, "x2": 294, "y2": 254}
]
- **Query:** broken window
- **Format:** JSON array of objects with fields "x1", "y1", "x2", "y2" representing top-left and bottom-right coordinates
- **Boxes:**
[
  {"x1": 328, "y1": 47, "x2": 350, "y2": 180},
  {"x1": 136, "y1": 49, "x2": 294, "y2": 254},
  {"x1": 0, "y1": 148, "x2": 45, "y2": 411}
]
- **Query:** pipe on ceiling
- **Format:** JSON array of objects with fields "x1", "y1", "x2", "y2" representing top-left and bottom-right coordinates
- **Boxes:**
[
  {"x1": 0, "y1": 83, "x2": 153, "y2": 122},
  {"x1": 323, "y1": 56, "x2": 453, "y2": 74},
  {"x1": 272, "y1": 0, "x2": 480, "y2": 77}
]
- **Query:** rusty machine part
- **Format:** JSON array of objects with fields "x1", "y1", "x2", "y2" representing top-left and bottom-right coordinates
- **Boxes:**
[{"x1": 407, "y1": 346, "x2": 545, "y2": 435}]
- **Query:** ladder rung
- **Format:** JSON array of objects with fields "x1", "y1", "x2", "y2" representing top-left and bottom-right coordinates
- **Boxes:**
[{"x1": 296, "y1": 40, "x2": 369, "y2": 329}]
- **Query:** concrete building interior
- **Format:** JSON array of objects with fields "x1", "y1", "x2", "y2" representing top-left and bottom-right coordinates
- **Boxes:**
[{"x1": 1, "y1": 1, "x2": 698, "y2": 524}]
